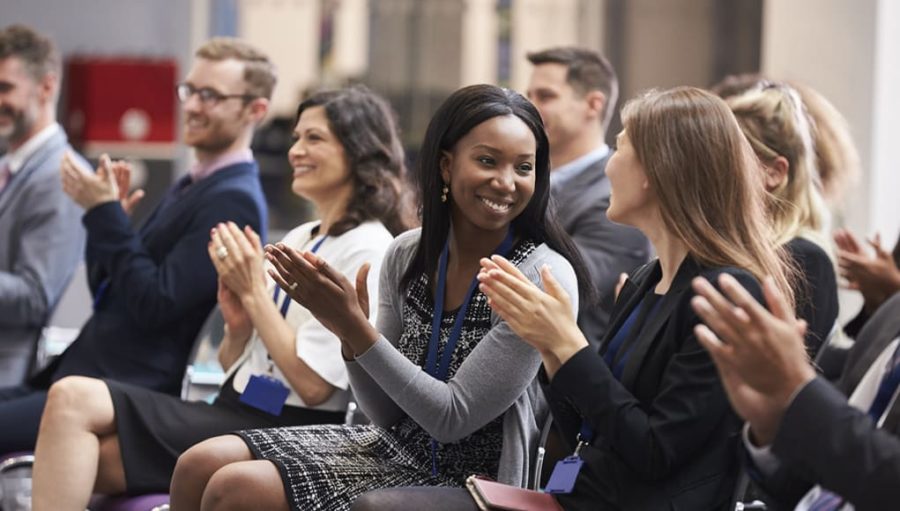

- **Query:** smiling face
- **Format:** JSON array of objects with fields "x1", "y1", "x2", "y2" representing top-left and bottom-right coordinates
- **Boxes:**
[
  {"x1": 440, "y1": 114, "x2": 537, "y2": 236},
  {"x1": 0, "y1": 57, "x2": 45, "y2": 148},
  {"x1": 287, "y1": 105, "x2": 352, "y2": 204},
  {"x1": 606, "y1": 130, "x2": 654, "y2": 227},
  {"x1": 180, "y1": 57, "x2": 254, "y2": 156},
  {"x1": 526, "y1": 63, "x2": 592, "y2": 155}
]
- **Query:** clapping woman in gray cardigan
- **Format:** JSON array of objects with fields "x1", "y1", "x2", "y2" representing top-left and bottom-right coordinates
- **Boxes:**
[{"x1": 168, "y1": 84, "x2": 593, "y2": 511}]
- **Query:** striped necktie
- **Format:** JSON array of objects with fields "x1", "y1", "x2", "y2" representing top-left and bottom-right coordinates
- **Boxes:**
[
  {"x1": 0, "y1": 161, "x2": 11, "y2": 194},
  {"x1": 804, "y1": 344, "x2": 900, "y2": 510}
]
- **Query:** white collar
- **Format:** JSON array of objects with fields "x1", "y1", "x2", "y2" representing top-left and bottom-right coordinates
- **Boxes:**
[
  {"x1": 550, "y1": 143, "x2": 610, "y2": 185},
  {"x1": 2, "y1": 123, "x2": 62, "y2": 175}
]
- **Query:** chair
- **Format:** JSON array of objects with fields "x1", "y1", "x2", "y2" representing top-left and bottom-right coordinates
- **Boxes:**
[
  {"x1": 180, "y1": 305, "x2": 226, "y2": 402},
  {"x1": 814, "y1": 320, "x2": 853, "y2": 382},
  {"x1": 31, "y1": 262, "x2": 92, "y2": 376},
  {"x1": 730, "y1": 467, "x2": 768, "y2": 510},
  {"x1": 530, "y1": 416, "x2": 568, "y2": 491},
  {"x1": 0, "y1": 453, "x2": 34, "y2": 510}
]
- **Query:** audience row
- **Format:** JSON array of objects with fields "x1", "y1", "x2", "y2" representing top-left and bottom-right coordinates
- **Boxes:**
[{"x1": 1, "y1": 23, "x2": 898, "y2": 511}]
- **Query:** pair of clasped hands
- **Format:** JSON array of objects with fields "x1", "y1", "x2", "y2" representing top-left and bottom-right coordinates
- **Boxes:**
[
  {"x1": 60, "y1": 153, "x2": 144, "y2": 214},
  {"x1": 206, "y1": 222, "x2": 377, "y2": 358},
  {"x1": 480, "y1": 256, "x2": 818, "y2": 448}
]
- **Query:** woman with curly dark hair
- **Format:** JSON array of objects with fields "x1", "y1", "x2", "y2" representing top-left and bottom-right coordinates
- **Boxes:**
[
  {"x1": 168, "y1": 84, "x2": 592, "y2": 511},
  {"x1": 30, "y1": 85, "x2": 414, "y2": 510}
]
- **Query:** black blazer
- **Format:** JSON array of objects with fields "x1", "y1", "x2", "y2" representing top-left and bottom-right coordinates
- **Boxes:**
[
  {"x1": 545, "y1": 257, "x2": 762, "y2": 510},
  {"x1": 32, "y1": 162, "x2": 267, "y2": 395},
  {"x1": 784, "y1": 237, "x2": 838, "y2": 356},
  {"x1": 758, "y1": 292, "x2": 900, "y2": 510}
]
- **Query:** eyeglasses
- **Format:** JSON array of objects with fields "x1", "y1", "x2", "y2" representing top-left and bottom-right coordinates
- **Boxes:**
[{"x1": 175, "y1": 83, "x2": 255, "y2": 106}]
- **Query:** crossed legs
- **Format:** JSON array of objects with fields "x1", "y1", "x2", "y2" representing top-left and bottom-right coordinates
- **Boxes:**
[
  {"x1": 170, "y1": 435, "x2": 289, "y2": 511},
  {"x1": 31, "y1": 376, "x2": 126, "y2": 511}
]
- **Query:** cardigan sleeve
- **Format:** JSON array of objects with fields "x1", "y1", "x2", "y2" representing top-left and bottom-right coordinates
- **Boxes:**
[{"x1": 353, "y1": 243, "x2": 578, "y2": 444}]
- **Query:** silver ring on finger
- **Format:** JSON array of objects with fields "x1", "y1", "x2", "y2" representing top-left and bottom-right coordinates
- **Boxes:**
[
  {"x1": 288, "y1": 282, "x2": 299, "y2": 291},
  {"x1": 216, "y1": 246, "x2": 229, "y2": 260}
]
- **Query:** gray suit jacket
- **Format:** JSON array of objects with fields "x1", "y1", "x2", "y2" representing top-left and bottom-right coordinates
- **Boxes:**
[
  {"x1": 0, "y1": 128, "x2": 86, "y2": 385},
  {"x1": 550, "y1": 153, "x2": 650, "y2": 348}
]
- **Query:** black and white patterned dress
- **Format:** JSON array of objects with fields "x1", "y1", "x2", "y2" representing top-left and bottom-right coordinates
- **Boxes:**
[{"x1": 235, "y1": 239, "x2": 537, "y2": 511}]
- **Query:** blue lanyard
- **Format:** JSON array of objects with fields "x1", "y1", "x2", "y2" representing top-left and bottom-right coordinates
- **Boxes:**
[
  {"x1": 272, "y1": 234, "x2": 327, "y2": 317},
  {"x1": 577, "y1": 293, "x2": 663, "y2": 452},
  {"x1": 92, "y1": 279, "x2": 111, "y2": 311},
  {"x1": 426, "y1": 230, "x2": 514, "y2": 475}
]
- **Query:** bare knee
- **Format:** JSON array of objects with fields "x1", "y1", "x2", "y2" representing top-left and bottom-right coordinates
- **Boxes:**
[
  {"x1": 43, "y1": 376, "x2": 113, "y2": 432},
  {"x1": 171, "y1": 436, "x2": 253, "y2": 502},
  {"x1": 201, "y1": 461, "x2": 287, "y2": 511}
]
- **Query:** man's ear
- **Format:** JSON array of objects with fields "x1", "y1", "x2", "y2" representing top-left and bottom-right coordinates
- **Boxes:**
[
  {"x1": 585, "y1": 90, "x2": 606, "y2": 122},
  {"x1": 39, "y1": 72, "x2": 58, "y2": 105},
  {"x1": 247, "y1": 97, "x2": 270, "y2": 124},
  {"x1": 763, "y1": 156, "x2": 790, "y2": 191},
  {"x1": 439, "y1": 150, "x2": 452, "y2": 183}
]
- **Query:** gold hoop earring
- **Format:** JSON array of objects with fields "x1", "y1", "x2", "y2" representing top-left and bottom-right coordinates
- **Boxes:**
[{"x1": 441, "y1": 184, "x2": 449, "y2": 203}]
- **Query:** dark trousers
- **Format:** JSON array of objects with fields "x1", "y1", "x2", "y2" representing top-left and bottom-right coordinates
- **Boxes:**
[{"x1": 0, "y1": 385, "x2": 47, "y2": 453}]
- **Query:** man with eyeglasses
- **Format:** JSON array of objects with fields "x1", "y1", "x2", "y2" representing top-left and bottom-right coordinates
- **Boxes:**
[{"x1": 0, "y1": 38, "x2": 273, "y2": 454}]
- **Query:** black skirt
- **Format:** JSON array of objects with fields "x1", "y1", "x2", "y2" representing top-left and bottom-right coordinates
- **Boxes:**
[{"x1": 106, "y1": 376, "x2": 345, "y2": 494}]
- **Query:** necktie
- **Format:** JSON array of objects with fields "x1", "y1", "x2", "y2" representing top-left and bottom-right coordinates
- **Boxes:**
[
  {"x1": 138, "y1": 174, "x2": 193, "y2": 235},
  {"x1": 804, "y1": 344, "x2": 900, "y2": 511},
  {"x1": 155, "y1": 174, "x2": 193, "y2": 214},
  {"x1": 807, "y1": 490, "x2": 844, "y2": 511},
  {"x1": 0, "y1": 162, "x2": 11, "y2": 194},
  {"x1": 868, "y1": 343, "x2": 900, "y2": 421}
]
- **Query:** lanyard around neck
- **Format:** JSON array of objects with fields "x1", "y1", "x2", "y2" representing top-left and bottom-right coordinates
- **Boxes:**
[
  {"x1": 425, "y1": 229, "x2": 514, "y2": 476},
  {"x1": 272, "y1": 232, "x2": 328, "y2": 317},
  {"x1": 425, "y1": 230, "x2": 514, "y2": 381}
]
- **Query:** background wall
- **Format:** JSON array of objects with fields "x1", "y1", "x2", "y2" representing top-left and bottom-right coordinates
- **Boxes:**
[{"x1": 3, "y1": 0, "x2": 898, "y2": 326}]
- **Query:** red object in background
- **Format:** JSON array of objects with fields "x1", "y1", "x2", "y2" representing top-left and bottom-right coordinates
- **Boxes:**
[{"x1": 65, "y1": 57, "x2": 177, "y2": 152}]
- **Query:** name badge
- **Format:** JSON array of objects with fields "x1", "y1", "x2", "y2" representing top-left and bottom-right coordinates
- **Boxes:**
[
  {"x1": 543, "y1": 456, "x2": 584, "y2": 494},
  {"x1": 239, "y1": 374, "x2": 289, "y2": 416}
]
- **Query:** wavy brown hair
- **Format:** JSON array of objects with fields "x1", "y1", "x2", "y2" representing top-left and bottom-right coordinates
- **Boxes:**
[
  {"x1": 621, "y1": 87, "x2": 795, "y2": 305},
  {"x1": 297, "y1": 85, "x2": 416, "y2": 237}
]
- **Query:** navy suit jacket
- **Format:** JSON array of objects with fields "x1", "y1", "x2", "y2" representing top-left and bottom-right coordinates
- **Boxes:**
[
  {"x1": 547, "y1": 257, "x2": 761, "y2": 510},
  {"x1": 32, "y1": 161, "x2": 267, "y2": 395}
]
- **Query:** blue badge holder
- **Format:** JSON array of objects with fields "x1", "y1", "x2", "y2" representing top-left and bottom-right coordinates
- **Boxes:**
[
  {"x1": 239, "y1": 374, "x2": 289, "y2": 416},
  {"x1": 543, "y1": 456, "x2": 584, "y2": 494}
]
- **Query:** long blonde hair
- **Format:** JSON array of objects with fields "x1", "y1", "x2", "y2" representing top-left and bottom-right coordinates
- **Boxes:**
[
  {"x1": 621, "y1": 87, "x2": 795, "y2": 306},
  {"x1": 726, "y1": 83, "x2": 831, "y2": 252}
]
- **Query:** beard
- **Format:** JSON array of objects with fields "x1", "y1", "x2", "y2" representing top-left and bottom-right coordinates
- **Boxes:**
[
  {"x1": 183, "y1": 113, "x2": 242, "y2": 154},
  {"x1": 0, "y1": 104, "x2": 32, "y2": 146}
]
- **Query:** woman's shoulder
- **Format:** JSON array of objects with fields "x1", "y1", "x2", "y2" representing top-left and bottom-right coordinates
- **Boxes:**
[
  {"x1": 522, "y1": 242, "x2": 577, "y2": 288},
  {"x1": 380, "y1": 227, "x2": 422, "y2": 271},
  {"x1": 524, "y1": 242, "x2": 574, "y2": 272},
  {"x1": 695, "y1": 264, "x2": 763, "y2": 299},
  {"x1": 279, "y1": 220, "x2": 320, "y2": 247},
  {"x1": 785, "y1": 236, "x2": 835, "y2": 269},
  {"x1": 335, "y1": 220, "x2": 395, "y2": 249},
  {"x1": 389, "y1": 227, "x2": 422, "y2": 253}
]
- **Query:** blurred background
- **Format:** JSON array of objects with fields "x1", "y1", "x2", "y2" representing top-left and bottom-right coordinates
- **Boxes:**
[{"x1": 3, "y1": 0, "x2": 898, "y2": 247}]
